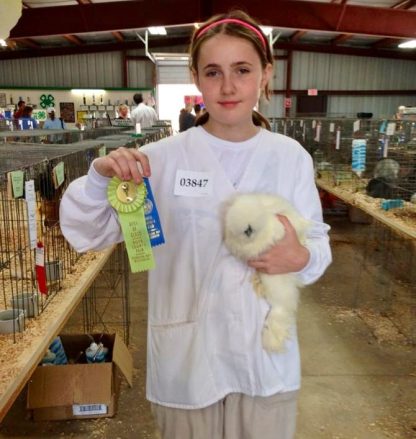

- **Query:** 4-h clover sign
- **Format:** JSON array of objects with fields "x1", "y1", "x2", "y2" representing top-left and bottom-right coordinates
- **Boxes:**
[
  {"x1": 32, "y1": 109, "x2": 47, "y2": 121},
  {"x1": 39, "y1": 94, "x2": 55, "y2": 109}
]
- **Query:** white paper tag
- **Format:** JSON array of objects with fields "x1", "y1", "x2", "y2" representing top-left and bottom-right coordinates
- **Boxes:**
[
  {"x1": 25, "y1": 180, "x2": 37, "y2": 249},
  {"x1": 35, "y1": 245, "x2": 44, "y2": 267},
  {"x1": 336, "y1": 129, "x2": 341, "y2": 150},
  {"x1": 312, "y1": 120, "x2": 316, "y2": 129},
  {"x1": 73, "y1": 404, "x2": 107, "y2": 416},
  {"x1": 353, "y1": 119, "x2": 360, "y2": 133},
  {"x1": 314, "y1": 123, "x2": 321, "y2": 142},
  {"x1": 386, "y1": 122, "x2": 396, "y2": 136},
  {"x1": 329, "y1": 123, "x2": 335, "y2": 133},
  {"x1": 383, "y1": 138, "x2": 389, "y2": 158},
  {"x1": 174, "y1": 170, "x2": 213, "y2": 197}
]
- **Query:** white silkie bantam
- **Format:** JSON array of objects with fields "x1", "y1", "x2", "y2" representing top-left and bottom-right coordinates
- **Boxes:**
[{"x1": 223, "y1": 193, "x2": 312, "y2": 352}]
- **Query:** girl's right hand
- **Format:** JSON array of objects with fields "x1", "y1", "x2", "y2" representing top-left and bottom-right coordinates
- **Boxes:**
[{"x1": 93, "y1": 147, "x2": 151, "y2": 184}]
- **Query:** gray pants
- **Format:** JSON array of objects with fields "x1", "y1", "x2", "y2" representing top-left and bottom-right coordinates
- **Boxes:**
[{"x1": 152, "y1": 390, "x2": 298, "y2": 439}]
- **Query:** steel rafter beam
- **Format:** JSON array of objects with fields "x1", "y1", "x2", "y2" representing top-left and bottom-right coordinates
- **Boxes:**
[
  {"x1": 9, "y1": 0, "x2": 416, "y2": 40},
  {"x1": 372, "y1": 38, "x2": 403, "y2": 49},
  {"x1": 331, "y1": 34, "x2": 352, "y2": 45},
  {"x1": 392, "y1": 0, "x2": 416, "y2": 8},
  {"x1": 1, "y1": 37, "x2": 415, "y2": 62},
  {"x1": 333, "y1": 0, "x2": 416, "y2": 46},
  {"x1": 273, "y1": 41, "x2": 416, "y2": 60},
  {"x1": 17, "y1": 38, "x2": 40, "y2": 49},
  {"x1": 112, "y1": 31, "x2": 125, "y2": 42},
  {"x1": 63, "y1": 34, "x2": 84, "y2": 45},
  {"x1": 290, "y1": 31, "x2": 308, "y2": 43},
  {"x1": 371, "y1": 0, "x2": 416, "y2": 48},
  {"x1": 0, "y1": 37, "x2": 191, "y2": 61}
]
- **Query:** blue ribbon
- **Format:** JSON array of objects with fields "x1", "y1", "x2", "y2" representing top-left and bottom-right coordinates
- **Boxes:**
[{"x1": 143, "y1": 178, "x2": 165, "y2": 247}]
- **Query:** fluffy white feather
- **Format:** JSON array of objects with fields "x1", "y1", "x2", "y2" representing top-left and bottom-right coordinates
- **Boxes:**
[{"x1": 223, "y1": 193, "x2": 311, "y2": 352}]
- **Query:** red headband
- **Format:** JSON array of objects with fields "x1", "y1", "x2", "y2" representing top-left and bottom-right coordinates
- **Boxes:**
[{"x1": 195, "y1": 18, "x2": 267, "y2": 49}]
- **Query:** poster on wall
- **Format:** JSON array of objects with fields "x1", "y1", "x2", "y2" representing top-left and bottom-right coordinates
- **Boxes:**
[
  {"x1": 76, "y1": 110, "x2": 88, "y2": 123},
  {"x1": 59, "y1": 102, "x2": 75, "y2": 123},
  {"x1": 184, "y1": 95, "x2": 204, "y2": 107}
]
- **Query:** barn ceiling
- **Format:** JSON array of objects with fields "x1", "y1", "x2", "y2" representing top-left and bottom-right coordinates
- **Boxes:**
[{"x1": 1, "y1": 0, "x2": 416, "y2": 60}]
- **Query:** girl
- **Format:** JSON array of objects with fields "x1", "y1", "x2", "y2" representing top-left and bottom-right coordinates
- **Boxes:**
[{"x1": 60, "y1": 10, "x2": 331, "y2": 439}]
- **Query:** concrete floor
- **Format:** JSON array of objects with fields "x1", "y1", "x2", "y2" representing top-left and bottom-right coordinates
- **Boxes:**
[{"x1": 0, "y1": 216, "x2": 415, "y2": 438}]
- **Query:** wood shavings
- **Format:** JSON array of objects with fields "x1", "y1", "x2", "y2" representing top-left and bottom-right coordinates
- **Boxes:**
[
  {"x1": 326, "y1": 305, "x2": 409, "y2": 345},
  {"x1": 356, "y1": 309, "x2": 408, "y2": 344},
  {"x1": 0, "y1": 250, "x2": 102, "y2": 397}
]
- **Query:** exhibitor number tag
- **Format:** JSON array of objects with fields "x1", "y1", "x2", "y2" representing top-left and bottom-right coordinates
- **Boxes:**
[{"x1": 174, "y1": 170, "x2": 213, "y2": 197}]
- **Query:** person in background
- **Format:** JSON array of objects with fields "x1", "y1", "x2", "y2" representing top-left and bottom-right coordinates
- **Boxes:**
[
  {"x1": 43, "y1": 107, "x2": 65, "y2": 129},
  {"x1": 194, "y1": 103, "x2": 203, "y2": 120},
  {"x1": 117, "y1": 104, "x2": 130, "y2": 120},
  {"x1": 13, "y1": 100, "x2": 25, "y2": 119},
  {"x1": 60, "y1": 10, "x2": 331, "y2": 439},
  {"x1": 20, "y1": 106, "x2": 38, "y2": 129},
  {"x1": 179, "y1": 103, "x2": 196, "y2": 132},
  {"x1": 130, "y1": 93, "x2": 158, "y2": 128}
]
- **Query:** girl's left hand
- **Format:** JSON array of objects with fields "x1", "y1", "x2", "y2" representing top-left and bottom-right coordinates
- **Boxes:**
[{"x1": 248, "y1": 215, "x2": 310, "y2": 274}]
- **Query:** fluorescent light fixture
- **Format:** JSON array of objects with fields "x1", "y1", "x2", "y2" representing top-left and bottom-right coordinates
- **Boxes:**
[
  {"x1": 260, "y1": 26, "x2": 273, "y2": 36},
  {"x1": 148, "y1": 27, "x2": 167, "y2": 36},
  {"x1": 398, "y1": 39, "x2": 416, "y2": 49},
  {"x1": 71, "y1": 89, "x2": 106, "y2": 95},
  {"x1": 0, "y1": 39, "x2": 7, "y2": 47}
]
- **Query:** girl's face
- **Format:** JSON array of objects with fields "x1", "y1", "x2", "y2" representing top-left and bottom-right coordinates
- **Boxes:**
[{"x1": 193, "y1": 33, "x2": 272, "y2": 140}]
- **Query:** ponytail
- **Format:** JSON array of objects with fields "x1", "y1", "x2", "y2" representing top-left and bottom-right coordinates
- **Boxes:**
[
  {"x1": 195, "y1": 110, "x2": 271, "y2": 131},
  {"x1": 252, "y1": 110, "x2": 271, "y2": 130}
]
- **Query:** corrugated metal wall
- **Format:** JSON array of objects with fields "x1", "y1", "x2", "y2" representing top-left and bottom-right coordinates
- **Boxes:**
[
  {"x1": 291, "y1": 51, "x2": 416, "y2": 90},
  {"x1": 0, "y1": 52, "x2": 124, "y2": 88},
  {"x1": 327, "y1": 95, "x2": 416, "y2": 118},
  {"x1": 0, "y1": 48, "x2": 415, "y2": 117},
  {"x1": 127, "y1": 59, "x2": 155, "y2": 88}
]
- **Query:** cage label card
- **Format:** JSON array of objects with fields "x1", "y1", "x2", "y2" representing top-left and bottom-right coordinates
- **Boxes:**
[
  {"x1": 53, "y1": 161, "x2": 65, "y2": 188},
  {"x1": 386, "y1": 122, "x2": 396, "y2": 136},
  {"x1": 353, "y1": 120, "x2": 360, "y2": 133},
  {"x1": 7, "y1": 170, "x2": 24, "y2": 198},
  {"x1": 25, "y1": 180, "x2": 37, "y2": 249}
]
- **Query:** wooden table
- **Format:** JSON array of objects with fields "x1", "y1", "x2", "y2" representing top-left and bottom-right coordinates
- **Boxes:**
[
  {"x1": 317, "y1": 179, "x2": 416, "y2": 240},
  {"x1": 0, "y1": 246, "x2": 115, "y2": 422}
]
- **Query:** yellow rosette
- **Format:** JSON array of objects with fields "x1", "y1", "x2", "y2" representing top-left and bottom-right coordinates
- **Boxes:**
[{"x1": 107, "y1": 177, "x2": 154, "y2": 272}]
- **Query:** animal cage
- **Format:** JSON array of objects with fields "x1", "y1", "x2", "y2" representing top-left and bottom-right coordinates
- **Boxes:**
[
  {"x1": 0, "y1": 142, "x2": 101, "y2": 341},
  {"x1": 271, "y1": 117, "x2": 416, "y2": 201},
  {"x1": 0, "y1": 126, "x2": 131, "y2": 145},
  {"x1": 271, "y1": 117, "x2": 416, "y2": 343},
  {"x1": 64, "y1": 243, "x2": 131, "y2": 345},
  {"x1": 0, "y1": 123, "x2": 173, "y2": 342}
]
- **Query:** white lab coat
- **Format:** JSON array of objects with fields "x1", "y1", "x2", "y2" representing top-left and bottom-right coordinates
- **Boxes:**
[{"x1": 60, "y1": 126, "x2": 331, "y2": 409}]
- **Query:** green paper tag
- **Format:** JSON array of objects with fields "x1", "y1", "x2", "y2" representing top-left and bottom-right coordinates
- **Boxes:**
[
  {"x1": 53, "y1": 161, "x2": 65, "y2": 188},
  {"x1": 107, "y1": 177, "x2": 154, "y2": 272},
  {"x1": 9, "y1": 170, "x2": 24, "y2": 198},
  {"x1": 99, "y1": 146, "x2": 106, "y2": 157}
]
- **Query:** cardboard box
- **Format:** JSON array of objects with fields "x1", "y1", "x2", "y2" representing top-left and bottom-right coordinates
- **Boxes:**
[{"x1": 27, "y1": 333, "x2": 133, "y2": 421}]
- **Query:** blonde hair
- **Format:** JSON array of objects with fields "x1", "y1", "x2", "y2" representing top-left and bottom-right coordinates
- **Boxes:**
[{"x1": 190, "y1": 10, "x2": 273, "y2": 130}]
